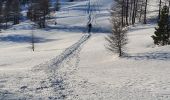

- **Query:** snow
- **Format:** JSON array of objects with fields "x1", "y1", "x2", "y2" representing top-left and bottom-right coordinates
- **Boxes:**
[
  {"x1": 0, "y1": 28, "x2": 83, "y2": 72},
  {"x1": 1, "y1": 0, "x2": 170, "y2": 99}
]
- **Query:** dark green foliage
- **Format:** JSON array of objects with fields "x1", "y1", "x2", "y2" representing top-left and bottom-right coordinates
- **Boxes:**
[{"x1": 152, "y1": 5, "x2": 170, "y2": 46}]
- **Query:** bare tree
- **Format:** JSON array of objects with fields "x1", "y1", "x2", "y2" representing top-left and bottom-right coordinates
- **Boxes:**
[
  {"x1": 27, "y1": 0, "x2": 50, "y2": 28},
  {"x1": 126, "y1": 0, "x2": 129, "y2": 25},
  {"x1": 31, "y1": 29, "x2": 35, "y2": 51},
  {"x1": 31, "y1": 23, "x2": 36, "y2": 51},
  {"x1": 11, "y1": 0, "x2": 20, "y2": 25},
  {"x1": 106, "y1": 17, "x2": 128, "y2": 57}
]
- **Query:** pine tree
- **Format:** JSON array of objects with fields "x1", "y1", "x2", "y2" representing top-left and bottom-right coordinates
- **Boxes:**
[{"x1": 152, "y1": 5, "x2": 170, "y2": 46}]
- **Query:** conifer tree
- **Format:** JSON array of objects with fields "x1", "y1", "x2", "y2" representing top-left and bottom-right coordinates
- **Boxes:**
[{"x1": 152, "y1": 5, "x2": 170, "y2": 46}]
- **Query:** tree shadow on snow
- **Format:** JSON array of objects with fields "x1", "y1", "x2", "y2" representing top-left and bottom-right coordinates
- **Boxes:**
[
  {"x1": 125, "y1": 52, "x2": 170, "y2": 61},
  {"x1": 128, "y1": 24, "x2": 155, "y2": 33},
  {"x1": 128, "y1": 15, "x2": 158, "y2": 32},
  {"x1": 71, "y1": 6, "x2": 101, "y2": 12},
  {"x1": 147, "y1": 15, "x2": 159, "y2": 24},
  {"x1": 46, "y1": 24, "x2": 111, "y2": 33},
  {"x1": 0, "y1": 89, "x2": 26, "y2": 100},
  {"x1": 0, "y1": 34, "x2": 56, "y2": 43}
]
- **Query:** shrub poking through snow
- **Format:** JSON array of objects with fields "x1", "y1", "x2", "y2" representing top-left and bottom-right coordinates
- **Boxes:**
[
  {"x1": 152, "y1": 5, "x2": 170, "y2": 46},
  {"x1": 106, "y1": 17, "x2": 127, "y2": 57}
]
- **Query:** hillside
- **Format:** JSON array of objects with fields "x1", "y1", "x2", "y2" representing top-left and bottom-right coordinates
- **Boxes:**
[{"x1": 0, "y1": 0, "x2": 170, "y2": 100}]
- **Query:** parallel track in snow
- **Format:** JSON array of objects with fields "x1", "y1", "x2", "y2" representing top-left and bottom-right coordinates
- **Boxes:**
[
  {"x1": 33, "y1": 33, "x2": 91, "y2": 71},
  {"x1": 29, "y1": 33, "x2": 91, "y2": 99},
  {"x1": 33, "y1": 0, "x2": 98, "y2": 71},
  {"x1": 30, "y1": 0, "x2": 95, "y2": 99}
]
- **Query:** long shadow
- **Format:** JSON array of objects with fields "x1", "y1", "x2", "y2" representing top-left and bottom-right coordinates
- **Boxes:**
[
  {"x1": 128, "y1": 14, "x2": 158, "y2": 32},
  {"x1": 128, "y1": 24, "x2": 155, "y2": 33},
  {"x1": 46, "y1": 24, "x2": 111, "y2": 33},
  {"x1": 0, "y1": 34, "x2": 56, "y2": 43},
  {"x1": 0, "y1": 90, "x2": 15, "y2": 100},
  {"x1": 70, "y1": 5, "x2": 100, "y2": 12},
  {"x1": 0, "y1": 89, "x2": 27, "y2": 100},
  {"x1": 51, "y1": 15, "x2": 85, "y2": 19},
  {"x1": 69, "y1": 5, "x2": 88, "y2": 11},
  {"x1": 147, "y1": 15, "x2": 159, "y2": 24},
  {"x1": 126, "y1": 51, "x2": 170, "y2": 61}
]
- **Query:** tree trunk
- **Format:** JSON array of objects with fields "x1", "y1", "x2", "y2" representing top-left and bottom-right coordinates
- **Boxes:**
[
  {"x1": 159, "y1": 0, "x2": 162, "y2": 20},
  {"x1": 144, "y1": 0, "x2": 147, "y2": 24},
  {"x1": 126, "y1": 0, "x2": 129, "y2": 26},
  {"x1": 122, "y1": 0, "x2": 125, "y2": 26},
  {"x1": 132, "y1": 0, "x2": 136, "y2": 25}
]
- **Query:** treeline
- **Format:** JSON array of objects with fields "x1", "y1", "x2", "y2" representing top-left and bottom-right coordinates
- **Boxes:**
[
  {"x1": 108, "y1": 0, "x2": 150, "y2": 56},
  {"x1": 107, "y1": 0, "x2": 170, "y2": 57},
  {"x1": 0, "y1": 0, "x2": 76, "y2": 30},
  {"x1": 27, "y1": 0, "x2": 50, "y2": 28},
  {"x1": 0, "y1": 0, "x2": 52, "y2": 29},
  {"x1": 111, "y1": 0, "x2": 148, "y2": 26},
  {"x1": 112, "y1": 0, "x2": 170, "y2": 27},
  {"x1": 0, "y1": 0, "x2": 20, "y2": 29}
]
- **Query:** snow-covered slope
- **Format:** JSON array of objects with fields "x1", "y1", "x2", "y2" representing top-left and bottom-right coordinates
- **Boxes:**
[
  {"x1": 1, "y1": 0, "x2": 170, "y2": 100},
  {"x1": 67, "y1": 25, "x2": 170, "y2": 100}
]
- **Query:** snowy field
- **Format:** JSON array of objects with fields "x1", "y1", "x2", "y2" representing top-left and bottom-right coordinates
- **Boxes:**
[
  {"x1": 1, "y1": 0, "x2": 170, "y2": 100},
  {"x1": 0, "y1": 29, "x2": 82, "y2": 72}
]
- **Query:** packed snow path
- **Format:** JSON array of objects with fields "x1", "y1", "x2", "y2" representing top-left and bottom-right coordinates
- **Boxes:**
[
  {"x1": 0, "y1": 33, "x2": 90, "y2": 100},
  {"x1": 1, "y1": 0, "x2": 170, "y2": 100}
]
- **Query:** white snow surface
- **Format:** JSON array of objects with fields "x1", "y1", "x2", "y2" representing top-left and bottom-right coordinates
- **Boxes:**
[{"x1": 0, "y1": 0, "x2": 170, "y2": 100}]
